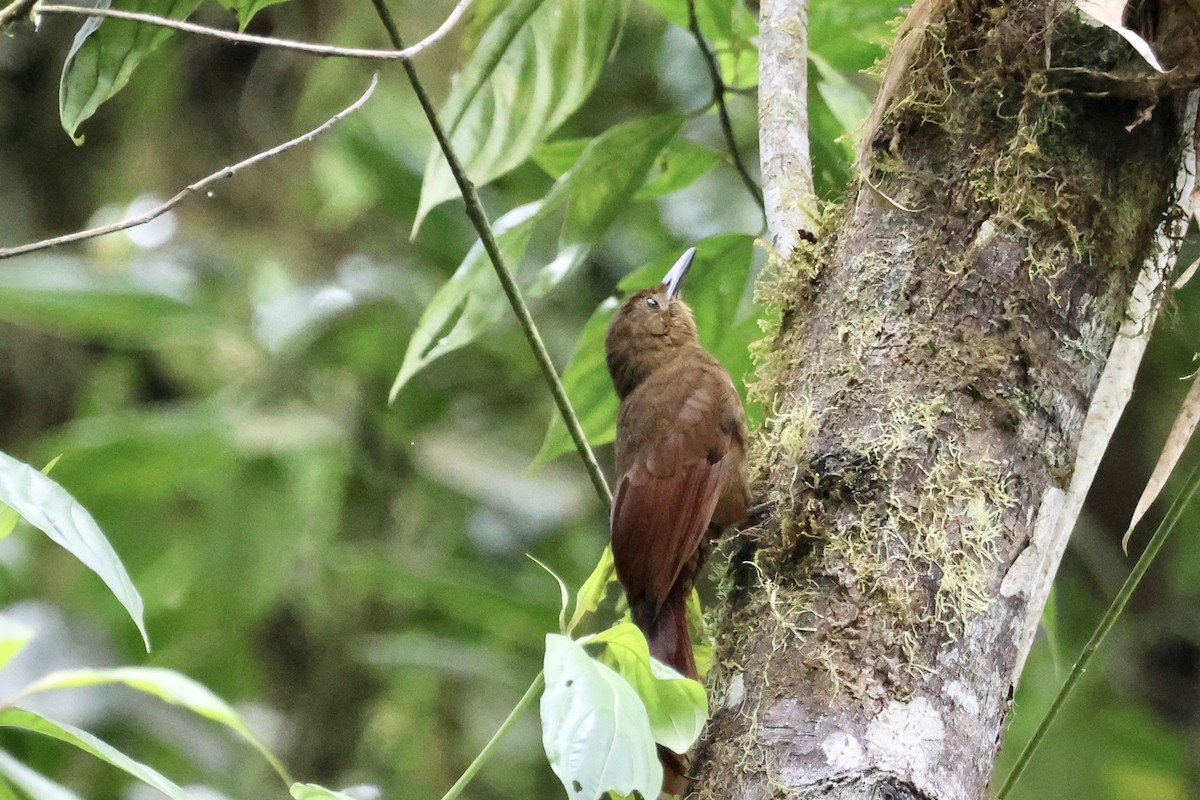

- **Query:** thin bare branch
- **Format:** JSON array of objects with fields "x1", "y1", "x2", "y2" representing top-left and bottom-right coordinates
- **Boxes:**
[
  {"x1": 0, "y1": 0, "x2": 36, "y2": 28},
  {"x1": 0, "y1": 75, "x2": 379, "y2": 260},
  {"x1": 26, "y1": 0, "x2": 472, "y2": 61},
  {"x1": 684, "y1": 0, "x2": 765, "y2": 216}
]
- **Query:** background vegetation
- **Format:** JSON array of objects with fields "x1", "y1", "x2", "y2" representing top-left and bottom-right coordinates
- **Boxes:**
[{"x1": 0, "y1": 0, "x2": 1199, "y2": 797}]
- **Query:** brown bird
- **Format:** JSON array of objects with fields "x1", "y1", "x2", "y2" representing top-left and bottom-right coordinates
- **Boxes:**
[{"x1": 605, "y1": 247, "x2": 750, "y2": 682}]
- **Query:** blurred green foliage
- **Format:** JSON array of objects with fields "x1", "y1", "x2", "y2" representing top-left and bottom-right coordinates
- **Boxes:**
[{"x1": 0, "y1": 0, "x2": 1197, "y2": 798}]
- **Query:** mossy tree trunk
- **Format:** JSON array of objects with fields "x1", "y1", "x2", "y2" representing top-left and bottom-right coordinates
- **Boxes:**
[{"x1": 691, "y1": 1, "x2": 1199, "y2": 798}]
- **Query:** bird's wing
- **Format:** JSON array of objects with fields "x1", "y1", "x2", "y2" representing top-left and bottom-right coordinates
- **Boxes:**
[{"x1": 611, "y1": 371, "x2": 736, "y2": 618}]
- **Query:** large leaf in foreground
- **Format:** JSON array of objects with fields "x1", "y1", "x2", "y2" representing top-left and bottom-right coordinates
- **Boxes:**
[
  {"x1": 0, "y1": 708, "x2": 190, "y2": 800},
  {"x1": 413, "y1": 0, "x2": 631, "y2": 231},
  {"x1": 0, "y1": 450, "x2": 148, "y2": 650},
  {"x1": 541, "y1": 634, "x2": 661, "y2": 800},
  {"x1": 592, "y1": 623, "x2": 707, "y2": 754},
  {"x1": 59, "y1": 0, "x2": 204, "y2": 143}
]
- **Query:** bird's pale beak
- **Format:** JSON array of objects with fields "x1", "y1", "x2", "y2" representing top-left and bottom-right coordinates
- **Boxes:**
[{"x1": 661, "y1": 247, "x2": 696, "y2": 300}]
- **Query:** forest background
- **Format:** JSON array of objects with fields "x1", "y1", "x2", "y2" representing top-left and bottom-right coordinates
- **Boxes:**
[{"x1": 1, "y1": 0, "x2": 1199, "y2": 798}]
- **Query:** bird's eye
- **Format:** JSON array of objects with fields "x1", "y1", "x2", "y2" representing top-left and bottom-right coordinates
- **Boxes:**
[{"x1": 645, "y1": 297, "x2": 660, "y2": 310}]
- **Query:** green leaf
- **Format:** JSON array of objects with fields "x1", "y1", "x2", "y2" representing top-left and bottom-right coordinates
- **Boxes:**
[
  {"x1": 532, "y1": 137, "x2": 592, "y2": 179},
  {"x1": 540, "y1": 634, "x2": 662, "y2": 800},
  {"x1": 389, "y1": 204, "x2": 540, "y2": 400},
  {"x1": 0, "y1": 775, "x2": 18, "y2": 800},
  {"x1": 0, "y1": 456, "x2": 58, "y2": 539},
  {"x1": 19, "y1": 667, "x2": 289, "y2": 782},
  {"x1": 0, "y1": 617, "x2": 33, "y2": 673},
  {"x1": 567, "y1": 545, "x2": 617, "y2": 633},
  {"x1": 59, "y1": 0, "x2": 205, "y2": 143},
  {"x1": 392, "y1": 114, "x2": 681, "y2": 398},
  {"x1": 0, "y1": 749, "x2": 84, "y2": 800},
  {"x1": 534, "y1": 233, "x2": 759, "y2": 464},
  {"x1": 592, "y1": 622, "x2": 707, "y2": 754},
  {"x1": 0, "y1": 449, "x2": 149, "y2": 650},
  {"x1": 635, "y1": 137, "x2": 722, "y2": 200},
  {"x1": 528, "y1": 555, "x2": 571, "y2": 633},
  {"x1": 686, "y1": 589, "x2": 713, "y2": 678},
  {"x1": 213, "y1": 0, "x2": 292, "y2": 29},
  {"x1": 809, "y1": 0, "x2": 900, "y2": 71},
  {"x1": 413, "y1": 0, "x2": 632, "y2": 232},
  {"x1": 0, "y1": 707, "x2": 191, "y2": 800},
  {"x1": 531, "y1": 298, "x2": 619, "y2": 467},
  {"x1": 290, "y1": 784, "x2": 360, "y2": 800},
  {"x1": 638, "y1": 0, "x2": 734, "y2": 39}
]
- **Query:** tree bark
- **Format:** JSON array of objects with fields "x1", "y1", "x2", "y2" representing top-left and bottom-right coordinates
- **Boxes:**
[{"x1": 693, "y1": 1, "x2": 1199, "y2": 798}]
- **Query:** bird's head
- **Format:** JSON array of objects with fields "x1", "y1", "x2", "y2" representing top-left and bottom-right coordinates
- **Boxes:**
[{"x1": 605, "y1": 248, "x2": 701, "y2": 398}]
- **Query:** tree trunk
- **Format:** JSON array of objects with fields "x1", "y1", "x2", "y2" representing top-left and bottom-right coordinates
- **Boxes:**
[{"x1": 693, "y1": 1, "x2": 1199, "y2": 798}]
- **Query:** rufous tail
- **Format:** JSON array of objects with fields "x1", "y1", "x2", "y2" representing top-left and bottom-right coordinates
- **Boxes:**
[{"x1": 642, "y1": 596, "x2": 697, "y2": 680}]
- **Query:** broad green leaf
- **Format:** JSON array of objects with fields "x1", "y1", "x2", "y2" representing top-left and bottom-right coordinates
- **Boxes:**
[
  {"x1": 635, "y1": 137, "x2": 722, "y2": 200},
  {"x1": 592, "y1": 622, "x2": 707, "y2": 754},
  {"x1": 531, "y1": 298, "x2": 619, "y2": 467},
  {"x1": 638, "y1": 0, "x2": 735, "y2": 39},
  {"x1": 213, "y1": 0, "x2": 292, "y2": 29},
  {"x1": 0, "y1": 750, "x2": 84, "y2": 800},
  {"x1": 414, "y1": 0, "x2": 632, "y2": 231},
  {"x1": 809, "y1": 0, "x2": 901, "y2": 71},
  {"x1": 59, "y1": 0, "x2": 205, "y2": 143},
  {"x1": 0, "y1": 707, "x2": 191, "y2": 800},
  {"x1": 541, "y1": 634, "x2": 662, "y2": 800},
  {"x1": 0, "y1": 456, "x2": 58, "y2": 539},
  {"x1": 534, "y1": 233, "x2": 758, "y2": 464},
  {"x1": 290, "y1": 784, "x2": 359, "y2": 800},
  {"x1": 0, "y1": 449, "x2": 149, "y2": 650},
  {"x1": 19, "y1": 667, "x2": 288, "y2": 782},
  {"x1": 686, "y1": 588, "x2": 713, "y2": 678},
  {"x1": 567, "y1": 545, "x2": 617, "y2": 633},
  {"x1": 392, "y1": 114, "x2": 680, "y2": 398},
  {"x1": 532, "y1": 137, "x2": 591, "y2": 179},
  {"x1": 389, "y1": 203, "x2": 540, "y2": 400},
  {"x1": 0, "y1": 776, "x2": 17, "y2": 800},
  {"x1": 638, "y1": 0, "x2": 758, "y2": 86},
  {"x1": 0, "y1": 618, "x2": 33, "y2": 673}
]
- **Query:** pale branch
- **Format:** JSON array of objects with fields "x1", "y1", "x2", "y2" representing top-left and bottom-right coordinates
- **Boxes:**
[
  {"x1": 0, "y1": 0, "x2": 35, "y2": 28},
  {"x1": 684, "y1": 0, "x2": 765, "y2": 216},
  {"x1": 758, "y1": 0, "x2": 817, "y2": 257},
  {"x1": 368, "y1": 0, "x2": 613, "y2": 509},
  {"x1": 0, "y1": 75, "x2": 379, "y2": 260},
  {"x1": 22, "y1": 0, "x2": 473, "y2": 61}
]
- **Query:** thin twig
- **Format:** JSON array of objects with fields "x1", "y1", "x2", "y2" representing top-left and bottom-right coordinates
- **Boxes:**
[
  {"x1": 26, "y1": 0, "x2": 473, "y2": 61},
  {"x1": 368, "y1": 0, "x2": 613, "y2": 508},
  {"x1": 0, "y1": 76, "x2": 379, "y2": 260},
  {"x1": 685, "y1": 0, "x2": 764, "y2": 214},
  {"x1": 0, "y1": 0, "x2": 36, "y2": 28},
  {"x1": 438, "y1": 671, "x2": 545, "y2": 800},
  {"x1": 995, "y1": 461, "x2": 1200, "y2": 798}
]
